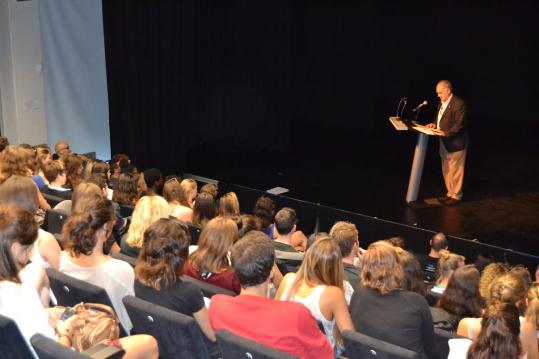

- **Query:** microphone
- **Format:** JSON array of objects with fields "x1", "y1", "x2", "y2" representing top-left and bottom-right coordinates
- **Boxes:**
[
  {"x1": 396, "y1": 97, "x2": 407, "y2": 117},
  {"x1": 412, "y1": 100, "x2": 428, "y2": 112}
]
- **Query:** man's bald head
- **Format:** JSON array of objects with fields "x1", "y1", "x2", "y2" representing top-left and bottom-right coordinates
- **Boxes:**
[
  {"x1": 436, "y1": 80, "x2": 453, "y2": 102},
  {"x1": 54, "y1": 141, "x2": 71, "y2": 157},
  {"x1": 431, "y1": 232, "x2": 448, "y2": 251}
]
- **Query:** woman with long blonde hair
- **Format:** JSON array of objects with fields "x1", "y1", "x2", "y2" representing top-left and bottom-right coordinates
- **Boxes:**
[
  {"x1": 427, "y1": 249, "x2": 465, "y2": 305},
  {"x1": 219, "y1": 192, "x2": 240, "y2": 217},
  {"x1": 275, "y1": 237, "x2": 354, "y2": 353},
  {"x1": 184, "y1": 216, "x2": 240, "y2": 294},
  {"x1": 120, "y1": 195, "x2": 169, "y2": 258}
]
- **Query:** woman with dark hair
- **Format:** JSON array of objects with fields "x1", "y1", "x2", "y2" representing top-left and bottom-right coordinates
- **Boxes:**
[
  {"x1": 253, "y1": 195, "x2": 275, "y2": 236},
  {"x1": 112, "y1": 173, "x2": 139, "y2": 206},
  {"x1": 63, "y1": 154, "x2": 83, "y2": 191},
  {"x1": 398, "y1": 250, "x2": 427, "y2": 296},
  {"x1": 350, "y1": 241, "x2": 437, "y2": 359},
  {"x1": 0, "y1": 204, "x2": 158, "y2": 358},
  {"x1": 134, "y1": 218, "x2": 216, "y2": 343},
  {"x1": 235, "y1": 214, "x2": 258, "y2": 239},
  {"x1": 431, "y1": 265, "x2": 483, "y2": 332},
  {"x1": 192, "y1": 192, "x2": 217, "y2": 227},
  {"x1": 185, "y1": 217, "x2": 241, "y2": 294},
  {"x1": 60, "y1": 195, "x2": 134, "y2": 332}
]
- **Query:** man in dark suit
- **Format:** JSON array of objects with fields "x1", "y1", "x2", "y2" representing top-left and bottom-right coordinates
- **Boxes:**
[{"x1": 427, "y1": 80, "x2": 468, "y2": 205}]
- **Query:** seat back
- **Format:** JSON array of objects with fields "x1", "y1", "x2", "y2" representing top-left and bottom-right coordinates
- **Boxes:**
[
  {"x1": 30, "y1": 334, "x2": 90, "y2": 358},
  {"x1": 0, "y1": 313, "x2": 36, "y2": 358},
  {"x1": 180, "y1": 275, "x2": 236, "y2": 298},
  {"x1": 216, "y1": 329, "x2": 297, "y2": 359},
  {"x1": 42, "y1": 192, "x2": 66, "y2": 208},
  {"x1": 434, "y1": 328, "x2": 461, "y2": 359},
  {"x1": 122, "y1": 296, "x2": 210, "y2": 359},
  {"x1": 275, "y1": 258, "x2": 302, "y2": 275},
  {"x1": 44, "y1": 208, "x2": 68, "y2": 234},
  {"x1": 342, "y1": 330, "x2": 419, "y2": 359},
  {"x1": 110, "y1": 252, "x2": 137, "y2": 267},
  {"x1": 46, "y1": 268, "x2": 115, "y2": 308}
]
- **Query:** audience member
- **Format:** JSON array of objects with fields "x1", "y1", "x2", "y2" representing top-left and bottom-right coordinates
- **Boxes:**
[
  {"x1": 209, "y1": 231, "x2": 333, "y2": 359},
  {"x1": 398, "y1": 249, "x2": 427, "y2": 296},
  {"x1": 253, "y1": 195, "x2": 276, "y2": 237},
  {"x1": 386, "y1": 236, "x2": 407, "y2": 250},
  {"x1": 192, "y1": 192, "x2": 217, "y2": 227},
  {"x1": 134, "y1": 218, "x2": 218, "y2": 356},
  {"x1": 525, "y1": 282, "x2": 539, "y2": 336},
  {"x1": 112, "y1": 173, "x2": 139, "y2": 206},
  {"x1": 42, "y1": 160, "x2": 72, "y2": 199},
  {"x1": 235, "y1": 214, "x2": 258, "y2": 239},
  {"x1": 180, "y1": 179, "x2": 198, "y2": 208},
  {"x1": 456, "y1": 273, "x2": 538, "y2": 359},
  {"x1": 200, "y1": 183, "x2": 218, "y2": 198},
  {"x1": 54, "y1": 140, "x2": 71, "y2": 160},
  {"x1": 142, "y1": 168, "x2": 163, "y2": 196},
  {"x1": 349, "y1": 241, "x2": 437, "y2": 359},
  {"x1": 34, "y1": 147, "x2": 52, "y2": 187},
  {"x1": 163, "y1": 178, "x2": 193, "y2": 222},
  {"x1": 330, "y1": 221, "x2": 361, "y2": 286},
  {"x1": 54, "y1": 182, "x2": 102, "y2": 215},
  {"x1": 218, "y1": 191, "x2": 240, "y2": 217},
  {"x1": 426, "y1": 249, "x2": 465, "y2": 305},
  {"x1": 479, "y1": 262, "x2": 509, "y2": 298},
  {"x1": 62, "y1": 154, "x2": 83, "y2": 191},
  {"x1": 416, "y1": 232, "x2": 448, "y2": 283},
  {"x1": 121, "y1": 195, "x2": 169, "y2": 258},
  {"x1": 473, "y1": 252, "x2": 495, "y2": 273},
  {"x1": 431, "y1": 265, "x2": 483, "y2": 332},
  {"x1": 273, "y1": 208, "x2": 300, "y2": 253},
  {"x1": 60, "y1": 195, "x2": 134, "y2": 332},
  {"x1": 184, "y1": 217, "x2": 241, "y2": 294},
  {"x1": 275, "y1": 237, "x2": 354, "y2": 354}
]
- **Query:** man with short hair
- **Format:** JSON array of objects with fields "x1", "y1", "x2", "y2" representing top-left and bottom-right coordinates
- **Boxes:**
[
  {"x1": 54, "y1": 140, "x2": 71, "y2": 160},
  {"x1": 142, "y1": 168, "x2": 163, "y2": 196},
  {"x1": 209, "y1": 231, "x2": 333, "y2": 359},
  {"x1": 42, "y1": 161, "x2": 72, "y2": 200},
  {"x1": 330, "y1": 221, "x2": 361, "y2": 286},
  {"x1": 273, "y1": 207, "x2": 299, "y2": 253},
  {"x1": 416, "y1": 232, "x2": 448, "y2": 283},
  {"x1": 426, "y1": 80, "x2": 468, "y2": 205}
]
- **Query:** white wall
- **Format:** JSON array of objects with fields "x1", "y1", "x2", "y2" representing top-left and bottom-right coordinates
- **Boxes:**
[{"x1": 0, "y1": 0, "x2": 48, "y2": 145}]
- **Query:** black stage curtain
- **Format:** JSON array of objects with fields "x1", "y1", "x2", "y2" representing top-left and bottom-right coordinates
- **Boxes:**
[{"x1": 103, "y1": 1, "x2": 539, "y2": 174}]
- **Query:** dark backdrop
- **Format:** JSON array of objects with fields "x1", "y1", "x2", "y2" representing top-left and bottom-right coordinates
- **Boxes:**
[{"x1": 103, "y1": 1, "x2": 539, "y2": 175}]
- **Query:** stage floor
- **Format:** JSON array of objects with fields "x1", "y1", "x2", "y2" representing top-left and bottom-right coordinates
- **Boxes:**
[{"x1": 186, "y1": 121, "x2": 539, "y2": 257}]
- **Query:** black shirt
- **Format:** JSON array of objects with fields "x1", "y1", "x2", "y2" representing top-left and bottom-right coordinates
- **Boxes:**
[
  {"x1": 343, "y1": 262, "x2": 360, "y2": 287},
  {"x1": 350, "y1": 282, "x2": 437, "y2": 359},
  {"x1": 416, "y1": 254, "x2": 439, "y2": 283},
  {"x1": 134, "y1": 279, "x2": 205, "y2": 316}
]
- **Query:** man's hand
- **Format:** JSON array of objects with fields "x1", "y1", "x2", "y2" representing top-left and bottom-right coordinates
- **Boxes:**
[{"x1": 426, "y1": 123, "x2": 436, "y2": 129}]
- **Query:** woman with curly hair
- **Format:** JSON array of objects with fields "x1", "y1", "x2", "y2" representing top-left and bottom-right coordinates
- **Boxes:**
[
  {"x1": 426, "y1": 249, "x2": 465, "y2": 305},
  {"x1": 112, "y1": 173, "x2": 139, "y2": 206},
  {"x1": 62, "y1": 154, "x2": 84, "y2": 191}
]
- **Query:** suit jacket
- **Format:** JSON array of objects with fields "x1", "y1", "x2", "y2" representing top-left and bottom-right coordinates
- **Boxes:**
[{"x1": 436, "y1": 95, "x2": 468, "y2": 152}]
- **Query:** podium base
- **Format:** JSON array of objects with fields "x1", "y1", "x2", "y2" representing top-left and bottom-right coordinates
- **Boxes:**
[{"x1": 407, "y1": 198, "x2": 445, "y2": 208}]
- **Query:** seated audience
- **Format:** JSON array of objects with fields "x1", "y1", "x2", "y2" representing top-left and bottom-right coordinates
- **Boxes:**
[
  {"x1": 192, "y1": 192, "x2": 217, "y2": 227},
  {"x1": 350, "y1": 241, "x2": 437, "y2": 359},
  {"x1": 200, "y1": 182, "x2": 218, "y2": 198},
  {"x1": 218, "y1": 191, "x2": 240, "y2": 217},
  {"x1": 209, "y1": 231, "x2": 333, "y2": 359},
  {"x1": 478, "y1": 262, "x2": 509, "y2": 298},
  {"x1": 180, "y1": 178, "x2": 198, "y2": 208},
  {"x1": 62, "y1": 154, "x2": 83, "y2": 191},
  {"x1": 525, "y1": 282, "x2": 539, "y2": 337},
  {"x1": 416, "y1": 232, "x2": 448, "y2": 283},
  {"x1": 184, "y1": 217, "x2": 241, "y2": 294},
  {"x1": 235, "y1": 214, "x2": 258, "y2": 239},
  {"x1": 431, "y1": 265, "x2": 483, "y2": 332},
  {"x1": 330, "y1": 221, "x2": 361, "y2": 286},
  {"x1": 273, "y1": 207, "x2": 308, "y2": 254},
  {"x1": 34, "y1": 147, "x2": 52, "y2": 188},
  {"x1": 121, "y1": 195, "x2": 169, "y2": 258},
  {"x1": 142, "y1": 168, "x2": 163, "y2": 196},
  {"x1": 60, "y1": 195, "x2": 135, "y2": 332},
  {"x1": 54, "y1": 182, "x2": 103, "y2": 215},
  {"x1": 134, "y1": 218, "x2": 218, "y2": 355},
  {"x1": 54, "y1": 140, "x2": 71, "y2": 160},
  {"x1": 275, "y1": 237, "x2": 354, "y2": 354},
  {"x1": 112, "y1": 173, "x2": 139, "y2": 206},
  {"x1": 42, "y1": 160, "x2": 72, "y2": 199},
  {"x1": 398, "y1": 249, "x2": 427, "y2": 297},
  {"x1": 456, "y1": 273, "x2": 538, "y2": 359},
  {"x1": 0, "y1": 201, "x2": 158, "y2": 358},
  {"x1": 426, "y1": 249, "x2": 465, "y2": 305},
  {"x1": 163, "y1": 178, "x2": 193, "y2": 222},
  {"x1": 253, "y1": 195, "x2": 276, "y2": 237},
  {"x1": 450, "y1": 303, "x2": 524, "y2": 359}
]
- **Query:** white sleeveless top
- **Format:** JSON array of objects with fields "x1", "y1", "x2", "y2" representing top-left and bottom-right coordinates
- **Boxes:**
[{"x1": 279, "y1": 279, "x2": 337, "y2": 348}]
